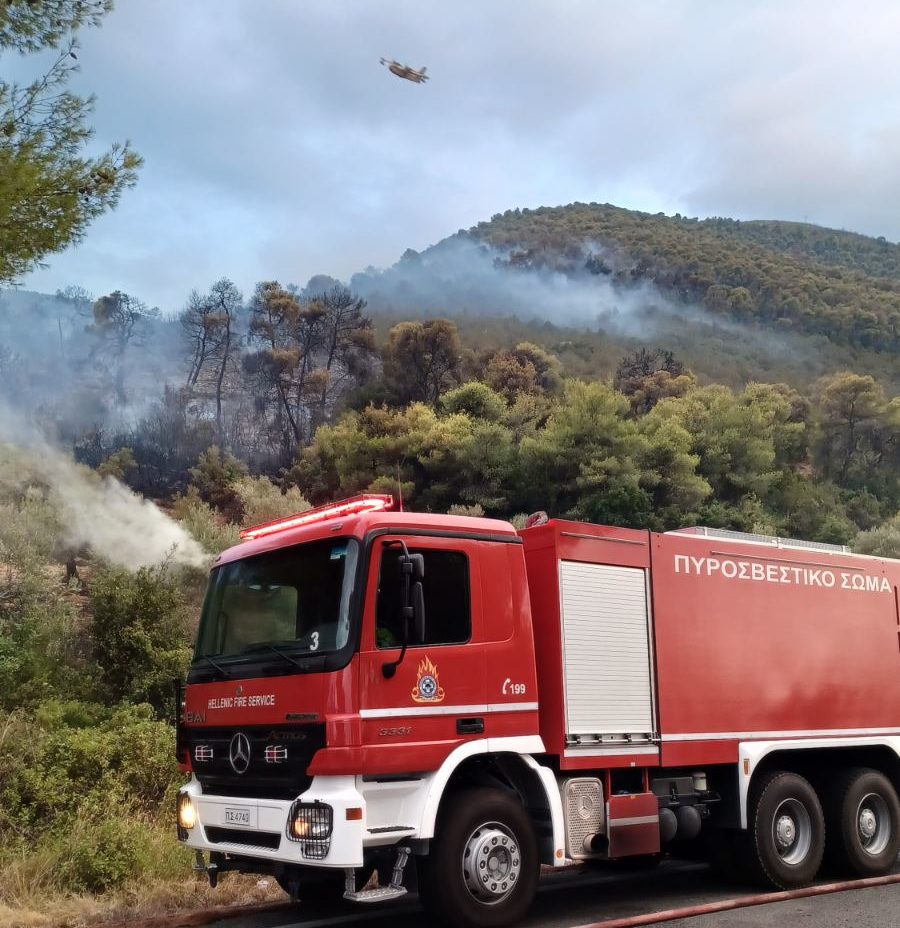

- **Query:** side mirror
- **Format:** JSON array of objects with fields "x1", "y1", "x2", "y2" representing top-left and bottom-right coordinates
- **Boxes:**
[
  {"x1": 398, "y1": 553, "x2": 424, "y2": 581},
  {"x1": 383, "y1": 546, "x2": 426, "y2": 678}
]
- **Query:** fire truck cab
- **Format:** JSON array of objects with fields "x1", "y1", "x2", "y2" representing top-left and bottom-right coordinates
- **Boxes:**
[{"x1": 177, "y1": 495, "x2": 900, "y2": 927}]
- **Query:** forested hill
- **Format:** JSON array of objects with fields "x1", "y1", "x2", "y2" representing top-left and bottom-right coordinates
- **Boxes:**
[
  {"x1": 703, "y1": 218, "x2": 900, "y2": 279},
  {"x1": 467, "y1": 204, "x2": 900, "y2": 352}
]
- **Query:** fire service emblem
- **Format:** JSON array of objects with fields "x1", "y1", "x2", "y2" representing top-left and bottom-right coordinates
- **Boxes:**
[{"x1": 412, "y1": 655, "x2": 445, "y2": 703}]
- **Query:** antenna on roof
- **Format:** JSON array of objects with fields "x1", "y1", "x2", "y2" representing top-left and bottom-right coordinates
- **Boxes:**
[{"x1": 397, "y1": 462, "x2": 404, "y2": 512}]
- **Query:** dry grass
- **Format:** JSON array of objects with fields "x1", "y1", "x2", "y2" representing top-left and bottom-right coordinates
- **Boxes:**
[
  {"x1": 0, "y1": 820, "x2": 289, "y2": 928},
  {"x1": 0, "y1": 873, "x2": 288, "y2": 928}
]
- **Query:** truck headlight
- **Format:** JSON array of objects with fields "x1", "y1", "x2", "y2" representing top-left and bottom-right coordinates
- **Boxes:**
[
  {"x1": 177, "y1": 792, "x2": 196, "y2": 831},
  {"x1": 287, "y1": 801, "x2": 332, "y2": 851}
]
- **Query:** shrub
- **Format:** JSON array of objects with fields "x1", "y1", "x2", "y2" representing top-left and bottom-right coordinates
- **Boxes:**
[
  {"x1": 189, "y1": 446, "x2": 247, "y2": 521},
  {"x1": 0, "y1": 560, "x2": 86, "y2": 710},
  {"x1": 174, "y1": 491, "x2": 241, "y2": 554},
  {"x1": 234, "y1": 476, "x2": 309, "y2": 527},
  {"x1": 89, "y1": 565, "x2": 191, "y2": 715},
  {"x1": 57, "y1": 817, "x2": 142, "y2": 893},
  {"x1": 854, "y1": 512, "x2": 900, "y2": 558},
  {"x1": 447, "y1": 503, "x2": 485, "y2": 518},
  {"x1": 96, "y1": 447, "x2": 137, "y2": 481}
]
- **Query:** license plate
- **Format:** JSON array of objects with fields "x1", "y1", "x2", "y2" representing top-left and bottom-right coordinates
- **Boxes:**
[{"x1": 224, "y1": 806, "x2": 253, "y2": 827}]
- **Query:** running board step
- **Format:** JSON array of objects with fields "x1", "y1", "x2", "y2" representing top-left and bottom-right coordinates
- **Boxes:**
[
  {"x1": 344, "y1": 885, "x2": 408, "y2": 904},
  {"x1": 344, "y1": 845, "x2": 410, "y2": 905}
]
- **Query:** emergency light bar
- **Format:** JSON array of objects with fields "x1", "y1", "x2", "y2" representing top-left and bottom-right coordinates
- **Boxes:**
[{"x1": 239, "y1": 494, "x2": 394, "y2": 541}]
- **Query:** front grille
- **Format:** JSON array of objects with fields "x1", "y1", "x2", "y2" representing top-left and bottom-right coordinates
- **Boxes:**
[
  {"x1": 206, "y1": 826, "x2": 281, "y2": 850},
  {"x1": 183, "y1": 724, "x2": 326, "y2": 800}
]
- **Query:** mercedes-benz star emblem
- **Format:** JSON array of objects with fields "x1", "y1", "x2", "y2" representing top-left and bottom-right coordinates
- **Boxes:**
[{"x1": 229, "y1": 732, "x2": 251, "y2": 775}]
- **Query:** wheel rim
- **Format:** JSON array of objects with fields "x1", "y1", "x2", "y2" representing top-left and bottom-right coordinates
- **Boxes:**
[
  {"x1": 771, "y1": 798, "x2": 812, "y2": 865},
  {"x1": 856, "y1": 792, "x2": 891, "y2": 857},
  {"x1": 461, "y1": 821, "x2": 521, "y2": 905}
]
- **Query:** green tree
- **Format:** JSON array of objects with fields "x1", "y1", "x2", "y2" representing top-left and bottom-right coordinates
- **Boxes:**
[
  {"x1": 812, "y1": 373, "x2": 897, "y2": 495},
  {"x1": 742, "y1": 382, "x2": 809, "y2": 468},
  {"x1": 654, "y1": 385, "x2": 784, "y2": 503},
  {"x1": 518, "y1": 380, "x2": 649, "y2": 525},
  {"x1": 772, "y1": 474, "x2": 857, "y2": 545},
  {"x1": 291, "y1": 399, "x2": 517, "y2": 514},
  {"x1": 0, "y1": 0, "x2": 141, "y2": 283},
  {"x1": 440, "y1": 381, "x2": 506, "y2": 422},
  {"x1": 637, "y1": 406, "x2": 711, "y2": 526},
  {"x1": 232, "y1": 475, "x2": 310, "y2": 527}
]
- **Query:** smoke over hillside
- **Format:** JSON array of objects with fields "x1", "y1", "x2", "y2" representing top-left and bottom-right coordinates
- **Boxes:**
[
  {"x1": 0, "y1": 401, "x2": 206, "y2": 570},
  {"x1": 349, "y1": 235, "x2": 824, "y2": 377},
  {"x1": 351, "y1": 235, "x2": 671, "y2": 332}
]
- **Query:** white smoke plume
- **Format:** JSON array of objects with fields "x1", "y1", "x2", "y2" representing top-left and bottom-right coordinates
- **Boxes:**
[
  {"x1": 348, "y1": 235, "x2": 829, "y2": 379},
  {"x1": 0, "y1": 401, "x2": 207, "y2": 571}
]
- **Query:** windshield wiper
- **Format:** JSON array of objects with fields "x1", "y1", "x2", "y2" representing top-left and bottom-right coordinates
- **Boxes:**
[
  {"x1": 194, "y1": 653, "x2": 233, "y2": 678},
  {"x1": 244, "y1": 641, "x2": 309, "y2": 670}
]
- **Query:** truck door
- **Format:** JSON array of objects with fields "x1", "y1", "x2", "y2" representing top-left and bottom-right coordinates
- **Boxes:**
[{"x1": 357, "y1": 535, "x2": 487, "y2": 773}]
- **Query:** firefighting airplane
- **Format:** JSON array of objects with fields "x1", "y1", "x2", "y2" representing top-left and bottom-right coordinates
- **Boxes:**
[{"x1": 380, "y1": 57, "x2": 429, "y2": 83}]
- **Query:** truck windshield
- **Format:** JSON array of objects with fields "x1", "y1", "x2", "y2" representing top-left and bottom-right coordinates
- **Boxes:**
[{"x1": 194, "y1": 538, "x2": 359, "y2": 661}]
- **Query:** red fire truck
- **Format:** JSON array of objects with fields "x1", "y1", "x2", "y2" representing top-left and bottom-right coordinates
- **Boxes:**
[{"x1": 176, "y1": 495, "x2": 900, "y2": 926}]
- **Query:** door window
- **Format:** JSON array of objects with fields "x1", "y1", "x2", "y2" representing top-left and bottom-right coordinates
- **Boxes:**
[{"x1": 376, "y1": 547, "x2": 471, "y2": 648}]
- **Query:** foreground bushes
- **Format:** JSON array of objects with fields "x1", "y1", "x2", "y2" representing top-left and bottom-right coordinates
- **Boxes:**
[
  {"x1": 1, "y1": 702, "x2": 181, "y2": 825},
  {"x1": 0, "y1": 701, "x2": 186, "y2": 895}
]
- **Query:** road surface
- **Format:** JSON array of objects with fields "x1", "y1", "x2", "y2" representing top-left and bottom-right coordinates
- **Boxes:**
[{"x1": 206, "y1": 858, "x2": 900, "y2": 928}]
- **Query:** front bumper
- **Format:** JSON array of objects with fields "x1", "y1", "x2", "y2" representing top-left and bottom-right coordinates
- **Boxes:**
[{"x1": 179, "y1": 775, "x2": 365, "y2": 868}]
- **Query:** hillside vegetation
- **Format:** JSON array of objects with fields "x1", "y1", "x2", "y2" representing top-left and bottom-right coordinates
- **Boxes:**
[{"x1": 472, "y1": 204, "x2": 900, "y2": 353}]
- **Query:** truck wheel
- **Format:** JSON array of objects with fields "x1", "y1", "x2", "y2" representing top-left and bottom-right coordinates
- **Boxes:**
[
  {"x1": 825, "y1": 768, "x2": 900, "y2": 877},
  {"x1": 748, "y1": 771, "x2": 824, "y2": 888},
  {"x1": 419, "y1": 787, "x2": 539, "y2": 928}
]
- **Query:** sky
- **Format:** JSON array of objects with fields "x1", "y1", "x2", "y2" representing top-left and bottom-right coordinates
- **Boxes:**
[{"x1": 15, "y1": 0, "x2": 900, "y2": 311}]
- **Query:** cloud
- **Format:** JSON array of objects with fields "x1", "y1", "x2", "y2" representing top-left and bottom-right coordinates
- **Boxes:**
[{"x1": 17, "y1": 0, "x2": 900, "y2": 311}]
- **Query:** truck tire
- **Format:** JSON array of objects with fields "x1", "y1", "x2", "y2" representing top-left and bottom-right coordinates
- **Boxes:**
[
  {"x1": 747, "y1": 771, "x2": 824, "y2": 889},
  {"x1": 825, "y1": 767, "x2": 900, "y2": 877},
  {"x1": 418, "y1": 787, "x2": 539, "y2": 928}
]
